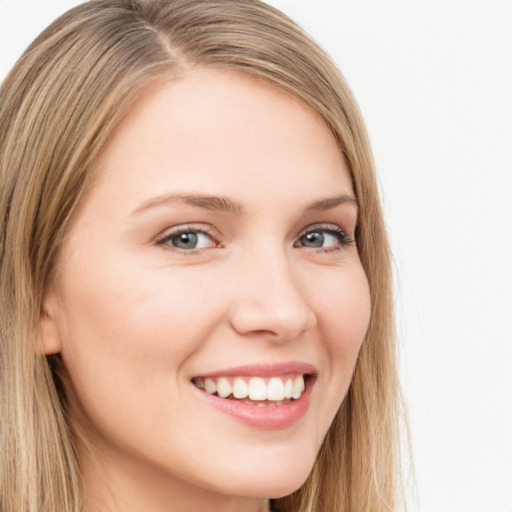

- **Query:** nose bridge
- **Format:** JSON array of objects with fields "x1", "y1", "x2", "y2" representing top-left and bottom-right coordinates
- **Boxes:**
[{"x1": 229, "y1": 240, "x2": 316, "y2": 340}]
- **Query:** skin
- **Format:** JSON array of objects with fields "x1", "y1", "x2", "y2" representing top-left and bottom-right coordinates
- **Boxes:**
[{"x1": 41, "y1": 68, "x2": 371, "y2": 512}]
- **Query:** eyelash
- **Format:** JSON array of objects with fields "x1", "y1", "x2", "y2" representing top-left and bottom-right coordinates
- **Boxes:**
[
  {"x1": 155, "y1": 225, "x2": 220, "y2": 254},
  {"x1": 295, "y1": 224, "x2": 355, "y2": 253},
  {"x1": 155, "y1": 223, "x2": 355, "y2": 254}
]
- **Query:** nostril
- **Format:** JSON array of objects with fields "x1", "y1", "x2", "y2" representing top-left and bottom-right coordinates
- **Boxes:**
[{"x1": 229, "y1": 298, "x2": 316, "y2": 341}]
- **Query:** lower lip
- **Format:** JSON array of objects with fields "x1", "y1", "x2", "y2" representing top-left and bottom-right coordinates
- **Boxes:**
[{"x1": 194, "y1": 378, "x2": 314, "y2": 430}]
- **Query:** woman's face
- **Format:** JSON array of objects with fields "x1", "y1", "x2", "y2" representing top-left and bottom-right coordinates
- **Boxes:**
[{"x1": 43, "y1": 68, "x2": 371, "y2": 510}]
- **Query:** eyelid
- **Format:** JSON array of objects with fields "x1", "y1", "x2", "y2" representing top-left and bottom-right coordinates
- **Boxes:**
[
  {"x1": 153, "y1": 222, "x2": 354, "y2": 254},
  {"x1": 155, "y1": 224, "x2": 222, "y2": 249},
  {"x1": 295, "y1": 223, "x2": 355, "y2": 250},
  {"x1": 297, "y1": 222, "x2": 353, "y2": 238}
]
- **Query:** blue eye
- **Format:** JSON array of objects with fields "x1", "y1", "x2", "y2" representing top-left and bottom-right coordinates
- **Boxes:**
[
  {"x1": 295, "y1": 226, "x2": 354, "y2": 251},
  {"x1": 157, "y1": 228, "x2": 216, "y2": 251}
]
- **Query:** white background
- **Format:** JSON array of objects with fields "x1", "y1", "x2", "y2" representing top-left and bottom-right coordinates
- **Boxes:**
[{"x1": 1, "y1": 1, "x2": 511, "y2": 511}]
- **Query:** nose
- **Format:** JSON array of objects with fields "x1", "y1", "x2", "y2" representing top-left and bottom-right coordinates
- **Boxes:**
[{"x1": 229, "y1": 249, "x2": 317, "y2": 342}]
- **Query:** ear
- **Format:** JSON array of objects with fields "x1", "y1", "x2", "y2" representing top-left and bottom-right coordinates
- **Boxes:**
[{"x1": 37, "y1": 291, "x2": 63, "y2": 355}]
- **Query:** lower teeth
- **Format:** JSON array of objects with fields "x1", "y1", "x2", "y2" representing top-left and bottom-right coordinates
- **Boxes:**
[{"x1": 229, "y1": 396, "x2": 292, "y2": 407}]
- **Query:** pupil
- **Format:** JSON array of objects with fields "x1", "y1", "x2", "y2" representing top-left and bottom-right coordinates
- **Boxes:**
[
  {"x1": 304, "y1": 232, "x2": 324, "y2": 247},
  {"x1": 174, "y1": 232, "x2": 197, "y2": 248}
]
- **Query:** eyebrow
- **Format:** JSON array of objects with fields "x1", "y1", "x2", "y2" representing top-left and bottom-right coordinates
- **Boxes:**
[
  {"x1": 130, "y1": 192, "x2": 358, "y2": 217},
  {"x1": 305, "y1": 194, "x2": 358, "y2": 212},
  {"x1": 131, "y1": 193, "x2": 245, "y2": 216}
]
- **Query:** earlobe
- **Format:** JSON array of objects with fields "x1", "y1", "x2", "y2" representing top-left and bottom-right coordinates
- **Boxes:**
[{"x1": 38, "y1": 295, "x2": 62, "y2": 355}]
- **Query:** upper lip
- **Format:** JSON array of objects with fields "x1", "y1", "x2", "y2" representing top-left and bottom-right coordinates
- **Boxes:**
[{"x1": 193, "y1": 361, "x2": 317, "y2": 379}]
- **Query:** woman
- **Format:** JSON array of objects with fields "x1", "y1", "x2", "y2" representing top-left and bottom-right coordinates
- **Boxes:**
[{"x1": 0, "y1": 1, "x2": 406, "y2": 511}]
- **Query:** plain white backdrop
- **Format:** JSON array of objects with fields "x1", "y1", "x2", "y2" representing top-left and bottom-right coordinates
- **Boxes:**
[{"x1": 1, "y1": 1, "x2": 511, "y2": 511}]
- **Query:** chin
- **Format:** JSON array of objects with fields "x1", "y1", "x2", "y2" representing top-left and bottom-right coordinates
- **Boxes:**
[
  {"x1": 261, "y1": 472, "x2": 311, "y2": 500},
  {"x1": 206, "y1": 454, "x2": 315, "y2": 500}
]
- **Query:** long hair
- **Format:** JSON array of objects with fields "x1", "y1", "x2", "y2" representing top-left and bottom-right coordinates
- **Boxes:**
[{"x1": 0, "y1": 1, "x2": 406, "y2": 510}]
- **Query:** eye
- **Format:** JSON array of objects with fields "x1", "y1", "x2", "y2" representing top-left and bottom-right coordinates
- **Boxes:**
[
  {"x1": 156, "y1": 226, "x2": 218, "y2": 251},
  {"x1": 295, "y1": 225, "x2": 354, "y2": 252}
]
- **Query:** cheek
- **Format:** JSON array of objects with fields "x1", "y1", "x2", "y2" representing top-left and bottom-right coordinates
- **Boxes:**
[
  {"x1": 291, "y1": 263, "x2": 370, "y2": 456},
  {"x1": 308, "y1": 262, "x2": 370, "y2": 434},
  {"x1": 54, "y1": 260, "x2": 229, "y2": 461},
  {"x1": 313, "y1": 265, "x2": 371, "y2": 360},
  {"x1": 54, "y1": 252, "x2": 225, "y2": 415},
  {"x1": 59, "y1": 250, "x2": 221, "y2": 354}
]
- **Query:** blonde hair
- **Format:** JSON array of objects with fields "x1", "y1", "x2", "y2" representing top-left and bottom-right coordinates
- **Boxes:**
[{"x1": 0, "y1": 1, "x2": 406, "y2": 510}]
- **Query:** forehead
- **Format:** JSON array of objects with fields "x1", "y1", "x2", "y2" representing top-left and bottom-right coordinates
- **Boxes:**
[{"x1": 90, "y1": 67, "x2": 353, "y2": 213}]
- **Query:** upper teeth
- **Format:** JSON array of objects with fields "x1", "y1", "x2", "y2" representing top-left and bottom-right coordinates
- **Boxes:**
[{"x1": 194, "y1": 375, "x2": 306, "y2": 401}]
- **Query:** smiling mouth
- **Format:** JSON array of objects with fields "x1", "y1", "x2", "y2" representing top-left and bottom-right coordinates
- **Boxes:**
[{"x1": 192, "y1": 374, "x2": 309, "y2": 407}]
